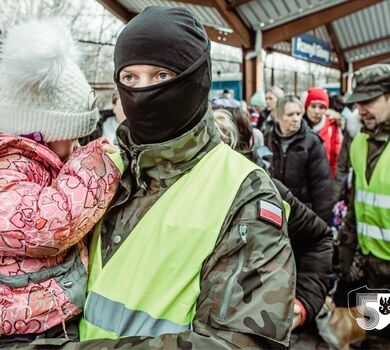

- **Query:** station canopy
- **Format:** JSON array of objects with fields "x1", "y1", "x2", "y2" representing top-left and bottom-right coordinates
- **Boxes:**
[{"x1": 97, "y1": 0, "x2": 390, "y2": 72}]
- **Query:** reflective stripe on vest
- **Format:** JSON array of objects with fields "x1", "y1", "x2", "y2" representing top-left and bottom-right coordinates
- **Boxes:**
[
  {"x1": 79, "y1": 143, "x2": 265, "y2": 340},
  {"x1": 350, "y1": 132, "x2": 390, "y2": 260},
  {"x1": 355, "y1": 189, "x2": 390, "y2": 209},
  {"x1": 357, "y1": 222, "x2": 390, "y2": 242},
  {"x1": 85, "y1": 292, "x2": 189, "y2": 337}
]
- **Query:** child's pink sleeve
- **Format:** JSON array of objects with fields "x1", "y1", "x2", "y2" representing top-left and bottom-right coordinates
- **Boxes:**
[{"x1": 0, "y1": 139, "x2": 121, "y2": 258}]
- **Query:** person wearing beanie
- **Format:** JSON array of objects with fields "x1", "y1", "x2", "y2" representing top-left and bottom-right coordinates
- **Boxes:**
[
  {"x1": 77, "y1": 6, "x2": 295, "y2": 349},
  {"x1": 304, "y1": 87, "x2": 342, "y2": 177},
  {"x1": 0, "y1": 18, "x2": 122, "y2": 343}
]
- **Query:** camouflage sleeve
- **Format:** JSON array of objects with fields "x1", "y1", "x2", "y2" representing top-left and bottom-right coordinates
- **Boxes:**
[
  {"x1": 196, "y1": 170, "x2": 295, "y2": 349},
  {"x1": 25, "y1": 171, "x2": 295, "y2": 350}
]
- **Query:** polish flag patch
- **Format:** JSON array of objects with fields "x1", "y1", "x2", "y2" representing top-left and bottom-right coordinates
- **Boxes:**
[{"x1": 258, "y1": 200, "x2": 283, "y2": 227}]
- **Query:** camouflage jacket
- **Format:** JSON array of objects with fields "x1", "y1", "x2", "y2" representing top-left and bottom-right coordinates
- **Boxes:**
[
  {"x1": 339, "y1": 118, "x2": 390, "y2": 276},
  {"x1": 15, "y1": 108, "x2": 295, "y2": 350}
]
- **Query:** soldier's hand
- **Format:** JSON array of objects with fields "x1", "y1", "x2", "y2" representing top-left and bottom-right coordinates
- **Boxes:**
[
  {"x1": 292, "y1": 303, "x2": 302, "y2": 330},
  {"x1": 103, "y1": 143, "x2": 120, "y2": 154}
]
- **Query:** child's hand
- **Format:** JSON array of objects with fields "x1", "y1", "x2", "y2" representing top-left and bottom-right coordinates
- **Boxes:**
[
  {"x1": 102, "y1": 143, "x2": 124, "y2": 174},
  {"x1": 102, "y1": 144, "x2": 120, "y2": 154}
]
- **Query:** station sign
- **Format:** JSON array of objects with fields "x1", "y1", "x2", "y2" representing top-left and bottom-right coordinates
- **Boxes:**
[{"x1": 292, "y1": 34, "x2": 331, "y2": 65}]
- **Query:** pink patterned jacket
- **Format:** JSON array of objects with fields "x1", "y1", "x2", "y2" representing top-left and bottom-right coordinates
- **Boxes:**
[{"x1": 0, "y1": 135, "x2": 121, "y2": 336}]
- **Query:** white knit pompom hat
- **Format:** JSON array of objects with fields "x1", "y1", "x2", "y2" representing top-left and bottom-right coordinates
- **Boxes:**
[{"x1": 0, "y1": 18, "x2": 99, "y2": 142}]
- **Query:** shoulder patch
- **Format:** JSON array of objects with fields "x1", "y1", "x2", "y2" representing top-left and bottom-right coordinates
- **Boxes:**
[{"x1": 257, "y1": 200, "x2": 283, "y2": 227}]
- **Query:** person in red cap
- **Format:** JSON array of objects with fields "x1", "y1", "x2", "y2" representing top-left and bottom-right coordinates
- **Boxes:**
[{"x1": 304, "y1": 87, "x2": 342, "y2": 177}]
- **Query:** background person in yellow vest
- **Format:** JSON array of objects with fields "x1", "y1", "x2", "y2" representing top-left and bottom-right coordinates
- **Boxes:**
[
  {"x1": 69, "y1": 6, "x2": 295, "y2": 350},
  {"x1": 339, "y1": 63, "x2": 390, "y2": 349}
]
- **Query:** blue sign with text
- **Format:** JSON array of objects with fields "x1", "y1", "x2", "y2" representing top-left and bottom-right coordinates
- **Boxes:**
[{"x1": 292, "y1": 34, "x2": 331, "y2": 65}]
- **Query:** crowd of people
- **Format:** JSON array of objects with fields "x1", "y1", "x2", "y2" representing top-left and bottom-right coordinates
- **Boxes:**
[{"x1": 0, "y1": 6, "x2": 389, "y2": 350}]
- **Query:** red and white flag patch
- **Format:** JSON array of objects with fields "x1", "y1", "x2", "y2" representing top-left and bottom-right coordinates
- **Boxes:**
[{"x1": 258, "y1": 200, "x2": 283, "y2": 227}]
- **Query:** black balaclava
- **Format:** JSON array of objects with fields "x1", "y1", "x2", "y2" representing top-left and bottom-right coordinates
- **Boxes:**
[{"x1": 114, "y1": 6, "x2": 211, "y2": 145}]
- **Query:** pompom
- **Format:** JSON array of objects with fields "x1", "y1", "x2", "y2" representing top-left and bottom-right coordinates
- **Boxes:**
[{"x1": 0, "y1": 18, "x2": 79, "y2": 93}]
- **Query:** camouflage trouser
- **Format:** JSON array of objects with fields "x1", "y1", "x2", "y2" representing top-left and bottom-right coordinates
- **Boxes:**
[
  {"x1": 365, "y1": 254, "x2": 390, "y2": 350},
  {"x1": 0, "y1": 319, "x2": 79, "y2": 350}
]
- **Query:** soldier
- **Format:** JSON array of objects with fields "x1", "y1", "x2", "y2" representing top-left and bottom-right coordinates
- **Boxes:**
[
  {"x1": 13, "y1": 6, "x2": 295, "y2": 350},
  {"x1": 339, "y1": 63, "x2": 390, "y2": 349},
  {"x1": 73, "y1": 6, "x2": 295, "y2": 350}
]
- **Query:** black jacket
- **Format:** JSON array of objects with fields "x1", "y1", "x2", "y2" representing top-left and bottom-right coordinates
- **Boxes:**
[
  {"x1": 273, "y1": 178, "x2": 333, "y2": 324},
  {"x1": 270, "y1": 122, "x2": 334, "y2": 224},
  {"x1": 256, "y1": 109, "x2": 270, "y2": 130}
]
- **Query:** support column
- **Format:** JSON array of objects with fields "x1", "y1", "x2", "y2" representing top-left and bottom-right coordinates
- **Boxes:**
[
  {"x1": 340, "y1": 72, "x2": 348, "y2": 94},
  {"x1": 256, "y1": 54, "x2": 264, "y2": 95},
  {"x1": 347, "y1": 61, "x2": 353, "y2": 94},
  {"x1": 243, "y1": 48, "x2": 256, "y2": 104},
  {"x1": 294, "y1": 71, "x2": 298, "y2": 96}
]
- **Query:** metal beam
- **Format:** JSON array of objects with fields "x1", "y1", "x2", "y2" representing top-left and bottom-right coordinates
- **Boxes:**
[
  {"x1": 170, "y1": 0, "x2": 214, "y2": 5},
  {"x1": 344, "y1": 35, "x2": 390, "y2": 52},
  {"x1": 263, "y1": 0, "x2": 383, "y2": 48},
  {"x1": 174, "y1": 0, "x2": 254, "y2": 48},
  {"x1": 325, "y1": 23, "x2": 347, "y2": 72},
  {"x1": 205, "y1": 27, "x2": 243, "y2": 47},
  {"x1": 229, "y1": 0, "x2": 253, "y2": 8},
  {"x1": 98, "y1": 0, "x2": 243, "y2": 47},
  {"x1": 353, "y1": 52, "x2": 390, "y2": 69},
  {"x1": 212, "y1": 0, "x2": 254, "y2": 48},
  {"x1": 97, "y1": 0, "x2": 137, "y2": 22}
]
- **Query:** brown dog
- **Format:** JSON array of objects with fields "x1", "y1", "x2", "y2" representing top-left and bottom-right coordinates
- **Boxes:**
[{"x1": 316, "y1": 296, "x2": 366, "y2": 350}]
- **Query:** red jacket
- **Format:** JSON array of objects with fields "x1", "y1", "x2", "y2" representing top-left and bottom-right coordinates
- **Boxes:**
[{"x1": 316, "y1": 116, "x2": 342, "y2": 177}]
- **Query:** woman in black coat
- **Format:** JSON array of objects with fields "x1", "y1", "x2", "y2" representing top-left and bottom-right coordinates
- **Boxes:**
[{"x1": 270, "y1": 95, "x2": 334, "y2": 224}]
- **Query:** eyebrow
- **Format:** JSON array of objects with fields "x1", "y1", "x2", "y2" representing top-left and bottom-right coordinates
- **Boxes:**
[{"x1": 120, "y1": 68, "x2": 136, "y2": 74}]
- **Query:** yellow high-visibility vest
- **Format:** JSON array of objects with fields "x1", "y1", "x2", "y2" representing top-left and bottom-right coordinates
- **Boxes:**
[
  {"x1": 350, "y1": 132, "x2": 390, "y2": 261},
  {"x1": 79, "y1": 143, "x2": 269, "y2": 340}
]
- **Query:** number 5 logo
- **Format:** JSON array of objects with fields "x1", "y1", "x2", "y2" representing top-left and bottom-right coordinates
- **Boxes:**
[
  {"x1": 355, "y1": 293, "x2": 379, "y2": 330},
  {"x1": 348, "y1": 286, "x2": 390, "y2": 331}
]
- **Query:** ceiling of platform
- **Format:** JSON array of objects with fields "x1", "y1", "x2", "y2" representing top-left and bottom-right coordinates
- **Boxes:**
[{"x1": 97, "y1": 0, "x2": 390, "y2": 71}]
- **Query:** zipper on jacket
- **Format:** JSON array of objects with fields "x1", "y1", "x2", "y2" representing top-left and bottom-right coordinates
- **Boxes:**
[
  {"x1": 129, "y1": 146, "x2": 140, "y2": 174},
  {"x1": 282, "y1": 152, "x2": 287, "y2": 179},
  {"x1": 217, "y1": 224, "x2": 248, "y2": 321}
]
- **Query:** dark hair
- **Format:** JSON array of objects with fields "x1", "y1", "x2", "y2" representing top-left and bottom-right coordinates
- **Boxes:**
[
  {"x1": 223, "y1": 107, "x2": 253, "y2": 152},
  {"x1": 329, "y1": 95, "x2": 344, "y2": 113}
]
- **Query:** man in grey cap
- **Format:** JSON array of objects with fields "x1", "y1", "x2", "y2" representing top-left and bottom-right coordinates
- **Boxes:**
[{"x1": 339, "y1": 63, "x2": 390, "y2": 349}]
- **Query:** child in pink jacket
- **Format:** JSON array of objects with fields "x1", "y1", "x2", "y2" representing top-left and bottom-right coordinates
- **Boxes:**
[{"x1": 0, "y1": 19, "x2": 122, "y2": 339}]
